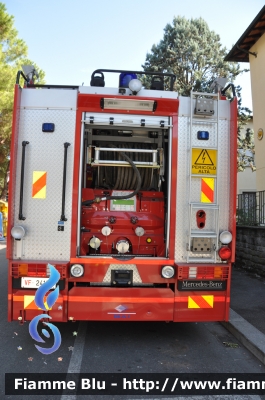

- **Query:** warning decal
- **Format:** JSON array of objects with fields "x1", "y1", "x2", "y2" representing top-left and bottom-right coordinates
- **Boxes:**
[
  {"x1": 188, "y1": 295, "x2": 214, "y2": 309},
  {"x1": 201, "y1": 178, "x2": 214, "y2": 203},
  {"x1": 32, "y1": 171, "x2": 47, "y2": 198},
  {"x1": 192, "y1": 148, "x2": 217, "y2": 175},
  {"x1": 24, "y1": 295, "x2": 51, "y2": 310}
]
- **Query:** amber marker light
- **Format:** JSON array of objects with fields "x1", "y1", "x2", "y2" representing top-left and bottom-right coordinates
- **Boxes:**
[{"x1": 18, "y1": 264, "x2": 28, "y2": 276}]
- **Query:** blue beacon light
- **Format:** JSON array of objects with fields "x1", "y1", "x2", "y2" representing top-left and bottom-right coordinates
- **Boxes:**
[
  {"x1": 197, "y1": 131, "x2": 209, "y2": 140},
  {"x1": 119, "y1": 73, "x2": 137, "y2": 88},
  {"x1": 42, "y1": 123, "x2": 55, "y2": 132}
]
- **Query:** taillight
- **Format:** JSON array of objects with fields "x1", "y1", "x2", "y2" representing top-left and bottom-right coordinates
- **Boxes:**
[
  {"x1": 28, "y1": 265, "x2": 48, "y2": 277},
  {"x1": 218, "y1": 246, "x2": 232, "y2": 260}
]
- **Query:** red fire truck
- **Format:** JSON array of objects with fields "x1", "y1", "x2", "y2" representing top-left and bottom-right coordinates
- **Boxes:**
[{"x1": 7, "y1": 67, "x2": 237, "y2": 323}]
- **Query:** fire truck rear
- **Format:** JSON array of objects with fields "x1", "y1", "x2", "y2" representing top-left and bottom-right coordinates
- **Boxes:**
[{"x1": 7, "y1": 68, "x2": 237, "y2": 323}]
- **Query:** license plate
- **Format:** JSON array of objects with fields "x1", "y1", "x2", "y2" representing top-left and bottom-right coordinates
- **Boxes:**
[{"x1": 21, "y1": 277, "x2": 55, "y2": 289}]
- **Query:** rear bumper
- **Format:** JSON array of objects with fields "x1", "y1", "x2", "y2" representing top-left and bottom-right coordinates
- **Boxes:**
[
  {"x1": 68, "y1": 287, "x2": 174, "y2": 321},
  {"x1": 11, "y1": 287, "x2": 229, "y2": 322}
]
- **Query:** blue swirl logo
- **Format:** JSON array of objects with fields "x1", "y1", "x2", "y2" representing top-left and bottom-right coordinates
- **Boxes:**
[{"x1": 29, "y1": 264, "x2": 62, "y2": 355}]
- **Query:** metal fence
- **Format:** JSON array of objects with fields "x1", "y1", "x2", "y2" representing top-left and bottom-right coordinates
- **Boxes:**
[{"x1": 237, "y1": 191, "x2": 265, "y2": 226}]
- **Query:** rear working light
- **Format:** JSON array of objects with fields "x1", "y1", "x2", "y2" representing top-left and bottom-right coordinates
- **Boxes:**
[
  {"x1": 219, "y1": 231, "x2": 232, "y2": 244},
  {"x1": 11, "y1": 225, "x2": 25, "y2": 240},
  {"x1": 161, "y1": 266, "x2": 175, "y2": 279},
  {"x1": 128, "y1": 79, "x2": 142, "y2": 95},
  {"x1": 218, "y1": 246, "x2": 232, "y2": 260},
  {"x1": 11, "y1": 226, "x2": 26, "y2": 258},
  {"x1": 70, "y1": 264, "x2": 84, "y2": 277}
]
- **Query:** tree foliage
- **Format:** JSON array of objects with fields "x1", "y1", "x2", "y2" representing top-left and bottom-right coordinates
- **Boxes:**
[
  {"x1": 236, "y1": 86, "x2": 255, "y2": 172},
  {"x1": 237, "y1": 126, "x2": 255, "y2": 172},
  {"x1": 0, "y1": 2, "x2": 45, "y2": 199},
  {"x1": 142, "y1": 16, "x2": 246, "y2": 95},
  {"x1": 141, "y1": 16, "x2": 254, "y2": 172}
]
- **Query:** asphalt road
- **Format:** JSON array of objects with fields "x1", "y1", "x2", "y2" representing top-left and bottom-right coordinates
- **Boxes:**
[{"x1": 0, "y1": 246, "x2": 264, "y2": 400}]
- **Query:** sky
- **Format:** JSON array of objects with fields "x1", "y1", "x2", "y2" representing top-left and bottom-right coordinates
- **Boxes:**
[{"x1": 4, "y1": 0, "x2": 265, "y2": 109}]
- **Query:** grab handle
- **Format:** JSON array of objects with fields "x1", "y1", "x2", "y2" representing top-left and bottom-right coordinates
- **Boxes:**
[
  {"x1": 60, "y1": 142, "x2": 71, "y2": 221},
  {"x1": 19, "y1": 141, "x2": 29, "y2": 220}
]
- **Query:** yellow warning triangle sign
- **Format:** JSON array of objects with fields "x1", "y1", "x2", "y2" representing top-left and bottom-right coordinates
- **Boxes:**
[
  {"x1": 194, "y1": 149, "x2": 214, "y2": 165},
  {"x1": 191, "y1": 148, "x2": 217, "y2": 175}
]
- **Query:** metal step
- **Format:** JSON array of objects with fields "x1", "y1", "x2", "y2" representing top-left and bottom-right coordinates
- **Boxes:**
[
  {"x1": 191, "y1": 118, "x2": 217, "y2": 124},
  {"x1": 190, "y1": 203, "x2": 219, "y2": 209},
  {"x1": 187, "y1": 257, "x2": 216, "y2": 263},
  {"x1": 190, "y1": 231, "x2": 217, "y2": 238}
]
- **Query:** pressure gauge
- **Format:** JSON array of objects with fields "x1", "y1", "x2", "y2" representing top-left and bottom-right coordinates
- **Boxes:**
[
  {"x1": 101, "y1": 226, "x2": 112, "y2": 236},
  {"x1": 89, "y1": 236, "x2": 101, "y2": 249}
]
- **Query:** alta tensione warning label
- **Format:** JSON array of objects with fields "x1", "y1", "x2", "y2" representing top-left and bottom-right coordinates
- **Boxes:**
[{"x1": 191, "y1": 148, "x2": 217, "y2": 175}]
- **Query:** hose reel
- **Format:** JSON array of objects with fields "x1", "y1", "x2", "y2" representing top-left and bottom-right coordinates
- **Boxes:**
[{"x1": 90, "y1": 143, "x2": 161, "y2": 191}]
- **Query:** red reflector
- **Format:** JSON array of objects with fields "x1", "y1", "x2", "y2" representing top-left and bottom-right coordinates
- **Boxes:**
[{"x1": 218, "y1": 246, "x2": 231, "y2": 260}]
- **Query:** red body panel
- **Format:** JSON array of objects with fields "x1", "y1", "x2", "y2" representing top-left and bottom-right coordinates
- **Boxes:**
[
  {"x1": 78, "y1": 94, "x2": 179, "y2": 115},
  {"x1": 68, "y1": 287, "x2": 174, "y2": 321}
]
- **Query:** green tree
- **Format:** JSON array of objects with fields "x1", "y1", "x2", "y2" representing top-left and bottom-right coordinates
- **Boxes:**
[
  {"x1": 237, "y1": 127, "x2": 255, "y2": 172},
  {"x1": 0, "y1": 2, "x2": 45, "y2": 199},
  {"x1": 141, "y1": 16, "x2": 254, "y2": 172},
  {"x1": 236, "y1": 86, "x2": 255, "y2": 172},
  {"x1": 142, "y1": 16, "x2": 246, "y2": 95}
]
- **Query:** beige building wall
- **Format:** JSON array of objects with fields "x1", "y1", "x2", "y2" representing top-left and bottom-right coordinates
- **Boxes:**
[
  {"x1": 237, "y1": 167, "x2": 256, "y2": 194},
  {"x1": 249, "y1": 34, "x2": 265, "y2": 191}
]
